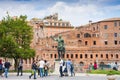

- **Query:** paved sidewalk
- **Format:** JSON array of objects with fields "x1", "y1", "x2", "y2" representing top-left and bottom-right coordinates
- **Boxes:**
[
  {"x1": 8, "y1": 72, "x2": 107, "y2": 76},
  {"x1": 0, "y1": 73, "x2": 120, "y2": 80}
]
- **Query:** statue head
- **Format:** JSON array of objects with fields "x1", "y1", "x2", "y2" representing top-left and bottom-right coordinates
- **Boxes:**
[{"x1": 58, "y1": 35, "x2": 62, "y2": 39}]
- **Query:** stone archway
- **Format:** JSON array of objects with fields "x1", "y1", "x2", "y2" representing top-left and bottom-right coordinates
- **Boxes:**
[
  {"x1": 79, "y1": 61, "x2": 84, "y2": 72},
  {"x1": 79, "y1": 61, "x2": 84, "y2": 66}
]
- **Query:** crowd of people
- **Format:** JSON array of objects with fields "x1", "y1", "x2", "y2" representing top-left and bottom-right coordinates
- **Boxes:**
[
  {"x1": 29, "y1": 58, "x2": 49, "y2": 79},
  {"x1": 59, "y1": 58, "x2": 75, "y2": 77},
  {"x1": 0, "y1": 59, "x2": 11, "y2": 78},
  {"x1": 0, "y1": 58, "x2": 119, "y2": 79},
  {"x1": 0, "y1": 58, "x2": 49, "y2": 79}
]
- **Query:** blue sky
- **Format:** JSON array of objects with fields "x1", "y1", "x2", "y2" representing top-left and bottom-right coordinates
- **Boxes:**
[{"x1": 0, "y1": 0, "x2": 120, "y2": 26}]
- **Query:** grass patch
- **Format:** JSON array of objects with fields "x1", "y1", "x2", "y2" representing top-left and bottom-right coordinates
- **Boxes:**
[
  {"x1": 9, "y1": 70, "x2": 32, "y2": 73},
  {"x1": 89, "y1": 70, "x2": 120, "y2": 75}
]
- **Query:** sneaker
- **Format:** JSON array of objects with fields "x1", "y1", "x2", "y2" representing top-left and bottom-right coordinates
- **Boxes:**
[{"x1": 29, "y1": 76, "x2": 31, "y2": 79}]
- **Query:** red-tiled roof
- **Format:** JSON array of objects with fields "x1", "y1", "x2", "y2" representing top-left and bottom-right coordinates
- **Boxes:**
[{"x1": 99, "y1": 18, "x2": 120, "y2": 22}]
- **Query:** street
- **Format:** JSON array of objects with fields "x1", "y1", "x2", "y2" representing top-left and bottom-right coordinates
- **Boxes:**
[{"x1": 0, "y1": 73, "x2": 120, "y2": 80}]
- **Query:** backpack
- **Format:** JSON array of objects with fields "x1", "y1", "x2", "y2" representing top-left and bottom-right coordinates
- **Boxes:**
[{"x1": 0, "y1": 64, "x2": 3, "y2": 70}]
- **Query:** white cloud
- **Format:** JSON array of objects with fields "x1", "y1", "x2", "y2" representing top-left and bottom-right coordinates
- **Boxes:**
[
  {"x1": 0, "y1": 1, "x2": 120, "y2": 26},
  {"x1": 46, "y1": 2, "x2": 104, "y2": 26}
]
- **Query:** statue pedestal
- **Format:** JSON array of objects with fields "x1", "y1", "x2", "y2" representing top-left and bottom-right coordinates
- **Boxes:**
[{"x1": 53, "y1": 60, "x2": 60, "y2": 74}]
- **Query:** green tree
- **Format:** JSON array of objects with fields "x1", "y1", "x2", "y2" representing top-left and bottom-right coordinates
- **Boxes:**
[{"x1": 0, "y1": 14, "x2": 35, "y2": 71}]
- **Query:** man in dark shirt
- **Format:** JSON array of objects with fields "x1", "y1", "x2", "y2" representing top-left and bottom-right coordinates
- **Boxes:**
[
  {"x1": 17, "y1": 59, "x2": 23, "y2": 76},
  {"x1": 4, "y1": 60, "x2": 11, "y2": 78}
]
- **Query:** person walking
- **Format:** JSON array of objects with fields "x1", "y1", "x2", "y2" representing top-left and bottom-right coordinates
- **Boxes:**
[
  {"x1": 66, "y1": 59, "x2": 72, "y2": 76},
  {"x1": 29, "y1": 60, "x2": 37, "y2": 79},
  {"x1": 4, "y1": 59, "x2": 11, "y2": 78},
  {"x1": 88, "y1": 63, "x2": 93, "y2": 72},
  {"x1": 38, "y1": 58, "x2": 45, "y2": 77},
  {"x1": 44, "y1": 60, "x2": 49, "y2": 77},
  {"x1": 59, "y1": 58, "x2": 64, "y2": 77},
  {"x1": 17, "y1": 59, "x2": 23, "y2": 76},
  {"x1": 0, "y1": 59, "x2": 3, "y2": 77},
  {"x1": 70, "y1": 61, "x2": 75, "y2": 76},
  {"x1": 113, "y1": 62, "x2": 119, "y2": 71},
  {"x1": 93, "y1": 62, "x2": 97, "y2": 70}
]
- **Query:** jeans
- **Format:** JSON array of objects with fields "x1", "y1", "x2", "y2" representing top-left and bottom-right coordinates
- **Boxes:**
[
  {"x1": 33, "y1": 69, "x2": 36, "y2": 79},
  {"x1": 4, "y1": 68, "x2": 8, "y2": 78},
  {"x1": 59, "y1": 66, "x2": 63, "y2": 77},
  {"x1": 29, "y1": 69, "x2": 36, "y2": 79},
  {"x1": 17, "y1": 66, "x2": 23, "y2": 76},
  {"x1": 44, "y1": 70, "x2": 48, "y2": 76},
  {"x1": 39, "y1": 68, "x2": 44, "y2": 77}
]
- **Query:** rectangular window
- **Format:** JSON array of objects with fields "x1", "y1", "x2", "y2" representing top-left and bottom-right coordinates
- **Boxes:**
[
  {"x1": 58, "y1": 23, "x2": 60, "y2": 26},
  {"x1": 66, "y1": 23, "x2": 69, "y2": 26},
  {"x1": 54, "y1": 23, "x2": 56, "y2": 26},
  {"x1": 62, "y1": 23, "x2": 65, "y2": 26},
  {"x1": 77, "y1": 34, "x2": 80, "y2": 38},
  {"x1": 93, "y1": 41, "x2": 96, "y2": 45},
  {"x1": 104, "y1": 41, "x2": 108, "y2": 45},
  {"x1": 92, "y1": 34, "x2": 96, "y2": 37},
  {"x1": 104, "y1": 25, "x2": 108, "y2": 29},
  {"x1": 114, "y1": 40, "x2": 117, "y2": 45},
  {"x1": 114, "y1": 33, "x2": 117, "y2": 37},
  {"x1": 114, "y1": 21, "x2": 117, "y2": 27},
  {"x1": 50, "y1": 23, "x2": 52, "y2": 26},
  {"x1": 85, "y1": 41, "x2": 88, "y2": 45}
]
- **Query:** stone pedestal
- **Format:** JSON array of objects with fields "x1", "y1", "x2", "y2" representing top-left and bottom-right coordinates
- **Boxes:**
[
  {"x1": 107, "y1": 75, "x2": 116, "y2": 80},
  {"x1": 53, "y1": 61, "x2": 60, "y2": 74}
]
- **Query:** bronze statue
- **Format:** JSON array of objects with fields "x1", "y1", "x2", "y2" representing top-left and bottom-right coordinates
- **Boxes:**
[{"x1": 51, "y1": 35, "x2": 65, "y2": 59}]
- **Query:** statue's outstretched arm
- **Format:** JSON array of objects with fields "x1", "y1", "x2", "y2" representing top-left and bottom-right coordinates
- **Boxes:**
[{"x1": 50, "y1": 36, "x2": 57, "y2": 41}]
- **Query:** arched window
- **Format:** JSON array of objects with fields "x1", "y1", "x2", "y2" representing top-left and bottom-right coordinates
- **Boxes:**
[
  {"x1": 101, "y1": 54, "x2": 103, "y2": 58},
  {"x1": 111, "y1": 54, "x2": 113, "y2": 58},
  {"x1": 100, "y1": 62, "x2": 104, "y2": 65},
  {"x1": 116, "y1": 54, "x2": 118, "y2": 58},
  {"x1": 71, "y1": 54, "x2": 73, "y2": 58},
  {"x1": 80, "y1": 54, "x2": 82, "y2": 58},
  {"x1": 78, "y1": 40, "x2": 82, "y2": 44},
  {"x1": 79, "y1": 61, "x2": 84, "y2": 66},
  {"x1": 84, "y1": 33, "x2": 91, "y2": 38},
  {"x1": 67, "y1": 54, "x2": 69, "y2": 58},
  {"x1": 50, "y1": 54, "x2": 53, "y2": 58},
  {"x1": 54, "y1": 54, "x2": 57, "y2": 58},
  {"x1": 25, "y1": 59, "x2": 27, "y2": 64},
  {"x1": 62, "y1": 54, "x2": 65, "y2": 58},
  {"x1": 77, "y1": 34, "x2": 80, "y2": 38},
  {"x1": 96, "y1": 54, "x2": 98, "y2": 58},
  {"x1": 93, "y1": 27, "x2": 95, "y2": 31},
  {"x1": 85, "y1": 54, "x2": 88, "y2": 58},
  {"x1": 106, "y1": 54, "x2": 108, "y2": 59},
  {"x1": 29, "y1": 58, "x2": 31, "y2": 64},
  {"x1": 75, "y1": 54, "x2": 78, "y2": 58},
  {"x1": 90, "y1": 54, "x2": 93, "y2": 58}
]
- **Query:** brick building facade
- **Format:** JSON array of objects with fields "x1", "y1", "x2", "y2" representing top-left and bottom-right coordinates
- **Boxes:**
[
  {"x1": 32, "y1": 18, "x2": 120, "y2": 71},
  {"x1": 1, "y1": 14, "x2": 120, "y2": 71}
]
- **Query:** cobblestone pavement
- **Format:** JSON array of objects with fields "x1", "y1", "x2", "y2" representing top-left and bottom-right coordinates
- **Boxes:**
[{"x1": 0, "y1": 73, "x2": 120, "y2": 80}]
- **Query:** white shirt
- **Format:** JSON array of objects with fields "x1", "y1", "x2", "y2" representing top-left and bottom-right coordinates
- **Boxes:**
[
  {"x1": 60, "y1": 59, "x2": 63, "y2": 67},
  {"x1": 39, "y1": 60, "x2": 45, "y2": 68}
]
